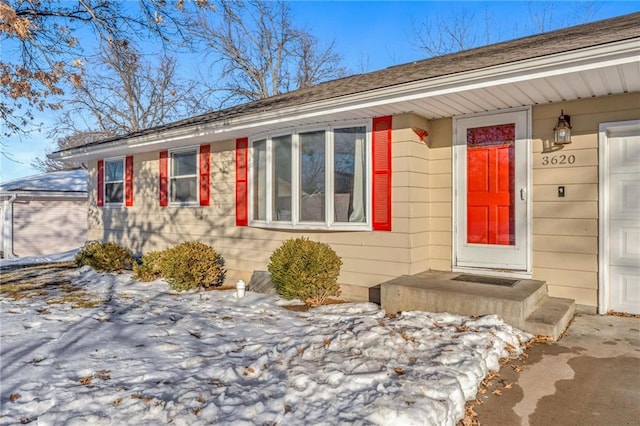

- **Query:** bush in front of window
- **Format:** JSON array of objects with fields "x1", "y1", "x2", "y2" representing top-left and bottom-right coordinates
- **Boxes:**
[
  {"x1": 160, "y1": 241, "x2": 226, "y2": 291},
  {"x1": 75, "y1": 241, "x2": 134, "y2": 272},
  {"x1": 268, "y1": 237, "x2": 342, "y2": 306},
  {"x1": 132, "y1": 250, "x2": 165, "y2": 282}
]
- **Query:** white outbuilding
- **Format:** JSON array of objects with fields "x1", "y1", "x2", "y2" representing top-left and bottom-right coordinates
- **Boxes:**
[{"x1": 0, "y1": 169, "x2": 88, "y2": 259}]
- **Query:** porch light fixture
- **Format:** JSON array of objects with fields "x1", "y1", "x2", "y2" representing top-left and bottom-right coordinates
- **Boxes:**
[
  {"x1": 553, "y1": 110, "x2": 572, "y2": 145},
  {"x1": 412, "y1": 127, "x2": 428, "y2": 143}
]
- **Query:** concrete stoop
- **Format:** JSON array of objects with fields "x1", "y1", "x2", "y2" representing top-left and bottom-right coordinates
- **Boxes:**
[
  {"x1": 524, "y1": 296, "x2": 576, "y2": 339},
  {"x1": 380, "y1": 270, "x2": 575, "y2": 341}
]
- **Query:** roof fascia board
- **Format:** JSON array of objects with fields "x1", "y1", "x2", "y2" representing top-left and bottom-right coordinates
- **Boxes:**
[
  {"x1": 53, "y1": 38, "x2": 639, "y2": 162},
  {"x1": 0, "y1": 191, "x2": 87, "y2": 198}
]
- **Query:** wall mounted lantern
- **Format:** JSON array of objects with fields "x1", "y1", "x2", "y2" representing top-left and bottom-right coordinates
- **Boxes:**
[{"x1": 553, "y1": 110, "x2": 572, "y2": 145}]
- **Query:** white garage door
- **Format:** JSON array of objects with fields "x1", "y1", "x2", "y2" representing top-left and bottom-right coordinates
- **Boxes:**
[{"x1": 601, "y1": 121, "x2": 640, "y2": 314}]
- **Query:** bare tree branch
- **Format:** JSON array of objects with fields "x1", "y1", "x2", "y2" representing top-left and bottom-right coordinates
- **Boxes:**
[
  {"x1": 193, "y1": 0, "x2": 347, "y2": 104},
  {"x1": 413, "y1": 2, "x2": 604, "y2": 57},
  {"x1": 31, "y1": 131, "x2": 99, "y2": 172},
  {"x1": 53, "y1": 40, "x2": 210, "y2": 139},
  {"x1": 413, "y1": 8, "x2": 495, "y2": 57},
  {"x1": 0, "y1": 0, "x2": 210, "y2": 137}
]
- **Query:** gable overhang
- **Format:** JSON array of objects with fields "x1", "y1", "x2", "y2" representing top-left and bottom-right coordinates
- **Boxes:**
[
  {"x1": 0, "y1": 191, "x2": 87, "y2": 200},
  {"x1": 51, "y1": 38, "x2": 640, "y2": 162}
]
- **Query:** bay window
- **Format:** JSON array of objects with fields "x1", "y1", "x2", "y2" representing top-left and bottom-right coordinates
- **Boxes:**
[{"x1": 249, "y1": 123, "x2": 370, "y2": 229}]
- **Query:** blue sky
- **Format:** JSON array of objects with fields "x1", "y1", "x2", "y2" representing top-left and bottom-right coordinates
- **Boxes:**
[{"x1": 1, "y1": 1, "x2": 638, "y2": 183}]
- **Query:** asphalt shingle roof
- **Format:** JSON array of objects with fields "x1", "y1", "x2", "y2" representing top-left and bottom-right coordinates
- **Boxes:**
[{"x1": 60, "y1": 12, "x2": 640, "y2": 152}]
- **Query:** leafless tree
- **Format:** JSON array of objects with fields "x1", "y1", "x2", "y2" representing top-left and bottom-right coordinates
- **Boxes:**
[
  {"x1": 413, "y1": 2, "x2": 603, "y2": 57},
  {"x1": 294, "y1": 33, "x2": 344, "y2": 89},
  {"x1": 194, "y1": 0, "x2": 347, "y2": 104},
  {"x1": 55, "y1": 39, "x2": 209, "y2": 137},
  {"x1": 0, "y1": 0, "x2": 209, "y2": 137},
  {"x1": 33, "y1": 39, "x2": 209, "y2": 171},
  {"x1": 527, "y1": 1, "x2": 602, "y2": 33},
  {"x1": 413, "y1": 7, "x2": 497, "y2": 57},
  {"x1": 31, "y1": 131, "x2": 100, "y2": 172}
]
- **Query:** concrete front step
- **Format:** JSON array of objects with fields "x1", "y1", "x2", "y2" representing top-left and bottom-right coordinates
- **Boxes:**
[
  {"x1": 524, "y1": 296, "x2": 576, "y2": 340},
  {"x1": 380, "y1": 270, "x2": 575, "y2": 340}
]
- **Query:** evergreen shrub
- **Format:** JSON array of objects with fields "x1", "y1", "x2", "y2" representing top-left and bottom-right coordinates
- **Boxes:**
[
  {"x1": 160, "y1": 241, "x2": 226, "y2": 291},
  {"x1": 75, "y1": 241, "x2": 134, "y2": 272},
  {"x1": 132, "y1": 250, "x2": 165, "y2": 282},
  {"x1": 267, "y1": 237, "x2": 342, "y2": 306}
]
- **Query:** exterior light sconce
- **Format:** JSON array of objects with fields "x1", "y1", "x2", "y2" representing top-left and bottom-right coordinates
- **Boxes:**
[
  {"x1": 553, "y1": 110, "x2": 572, "y2": 145},
  {"x1": 412, "y1": 127, "x2": 428, "y2": 143}
]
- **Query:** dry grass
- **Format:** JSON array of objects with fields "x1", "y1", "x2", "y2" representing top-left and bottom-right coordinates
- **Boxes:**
[
  {"x1": 204, "y1": 285, "x2": 237, "y2": 291},
  {"x1": 0, "y1": 281, "x2": 49, "y2": 300},
  {"x1": 46, "y1": 291, "x2": 104, "y2": 309},
  {"x1": 1, "y1": 264, "x2": 106, "y2": 309}
]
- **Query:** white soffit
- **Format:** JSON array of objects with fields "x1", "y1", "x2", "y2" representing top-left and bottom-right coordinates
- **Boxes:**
[{"x1": 398, "y1": 61, "x2": 640, "y2": 119}]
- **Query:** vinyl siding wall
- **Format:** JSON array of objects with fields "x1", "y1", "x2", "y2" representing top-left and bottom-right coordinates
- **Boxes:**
[
  {"x1": 87, "y1": 92, "x2": 640, "y2": 306},
  {"x1": 425, "y1": 118, "x2": 453, "y2": 272},
  {"x1": 12, "y1": 198, "x2": 87, "y2": 257},
  {"x1": 531, "y1": 93, "x2": 640, "y2": 306},
  {"x1": 87, "y1": 114, "x2": 430, "y2": 300}
]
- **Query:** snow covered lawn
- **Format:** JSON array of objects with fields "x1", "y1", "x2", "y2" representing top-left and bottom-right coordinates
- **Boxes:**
[{"x1": 1, "y1": 265, "x2": 531, "y2": 425}]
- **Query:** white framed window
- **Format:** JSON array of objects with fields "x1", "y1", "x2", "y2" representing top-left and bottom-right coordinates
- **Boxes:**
[
  {"x1": 249, "y1": 122, "x2": 370, "y2": 230},
  {"x1": 170, "y1": 147, "x2": 198, "y2": 205},
  {"x1": 104, "y1": 158, "x2": 124, "y2": 205}
]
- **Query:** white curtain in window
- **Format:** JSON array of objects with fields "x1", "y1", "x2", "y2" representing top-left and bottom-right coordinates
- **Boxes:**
[{"x1": 349, "y1": 137, "x2": 365, "y2": 222}]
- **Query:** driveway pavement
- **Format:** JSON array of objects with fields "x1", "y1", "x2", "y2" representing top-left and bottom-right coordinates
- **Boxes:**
[{"x1": 473, "y1": 313, "x2": 640, "y2": 425}]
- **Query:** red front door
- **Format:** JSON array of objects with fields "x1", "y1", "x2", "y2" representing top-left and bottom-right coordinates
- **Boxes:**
[
  {"x1": 466, "y1": 124, "x2": 515, "y2": 246},
  {"x1": 455, "y1": 111, "x2": 529, "y2": 271}
]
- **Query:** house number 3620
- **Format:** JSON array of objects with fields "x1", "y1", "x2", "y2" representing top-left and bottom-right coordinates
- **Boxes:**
[{"x1": 541, "y1": 154, "x2": 576, "y2": 166}]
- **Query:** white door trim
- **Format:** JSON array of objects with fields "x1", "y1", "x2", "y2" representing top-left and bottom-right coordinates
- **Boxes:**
[
  {"x1": 598, "y1": 119, "x2": 640, "y2": 314},
  {"x1": 451, "y1": 107, "x2": 532, "y2": 276}
]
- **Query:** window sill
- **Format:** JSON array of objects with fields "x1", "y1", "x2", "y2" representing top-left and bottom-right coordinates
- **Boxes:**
[
  {"x1": 249, "y1": 221, "x2": 371, "y2": 232},
  {"x1": 168, "y1": 202, "x2": 200, "y2": 207}
]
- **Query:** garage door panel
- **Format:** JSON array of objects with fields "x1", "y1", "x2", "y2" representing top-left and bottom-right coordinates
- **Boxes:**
[
  {"x1": 610, "y1": 221, "x2": 640, "y2": 267},
  {"x1": 607, "y1": 124, "x2": 640, "y2": 314},
  {"x1": 610, "y1": 266, "x2": 640, "y2": 314},
  {"x1": 609, "y1": 134, "x2": 640, "y2": 173},
  {"x1": 610, "y1": 175, "x2": 640, "y2": 220}
]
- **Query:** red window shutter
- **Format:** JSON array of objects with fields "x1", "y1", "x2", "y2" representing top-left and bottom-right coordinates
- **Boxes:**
[
  {"x1": 159, "y1": 151, "x2": 168, "y2": 207},
  {"x1": 199, "y1": 144, "x2": 211, "y2": 206},
  {"x1": 125, "y1": 156, "x2": 134, "y2": 207},
  {"x1": 372, "y1": 116, "x2": 392, "y2": 231},
  {"x1": 97, "y1": 160, "x2": 104, "y2": 207},
  {"x1": 235, "y1": 138, "x2": 248, "y2": 226}
]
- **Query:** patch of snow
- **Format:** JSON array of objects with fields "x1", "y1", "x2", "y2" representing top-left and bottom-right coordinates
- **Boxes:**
[
  {"x1": 0, "y1": 268, "x2": 531, "y2": 425},
  {"x1": 0, "y1": 248, "x2": 79, "y2": 267},
  {"x1": 0, "y1": 169, "x2": 87, "y2": 193}
]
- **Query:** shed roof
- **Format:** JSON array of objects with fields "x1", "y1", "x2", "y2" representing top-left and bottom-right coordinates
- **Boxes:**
[{"x1": 0, "y1": 169, "x2": 88, "y2": 194}]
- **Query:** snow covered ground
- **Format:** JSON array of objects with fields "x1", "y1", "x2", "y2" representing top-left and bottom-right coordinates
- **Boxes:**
[
  {"x1": 0, "y1": 249, "x2": 78, "y2": 268},
  {"x1": 1, "y1": 264, "x2": 531, "y2": 425}
]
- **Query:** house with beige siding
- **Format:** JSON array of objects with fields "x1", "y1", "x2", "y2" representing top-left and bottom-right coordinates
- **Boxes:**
[
  {"x1": 0, "y1": 169, "x2": 88, "y2": 258},
  {"x1": 51, "y1": 13, "x2": 639, "y2": 320}
]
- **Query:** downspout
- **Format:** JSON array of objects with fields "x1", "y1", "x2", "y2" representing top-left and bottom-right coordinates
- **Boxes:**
[{"x1": 1, "y1": 193, "x2": 17, "y2": 259}]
